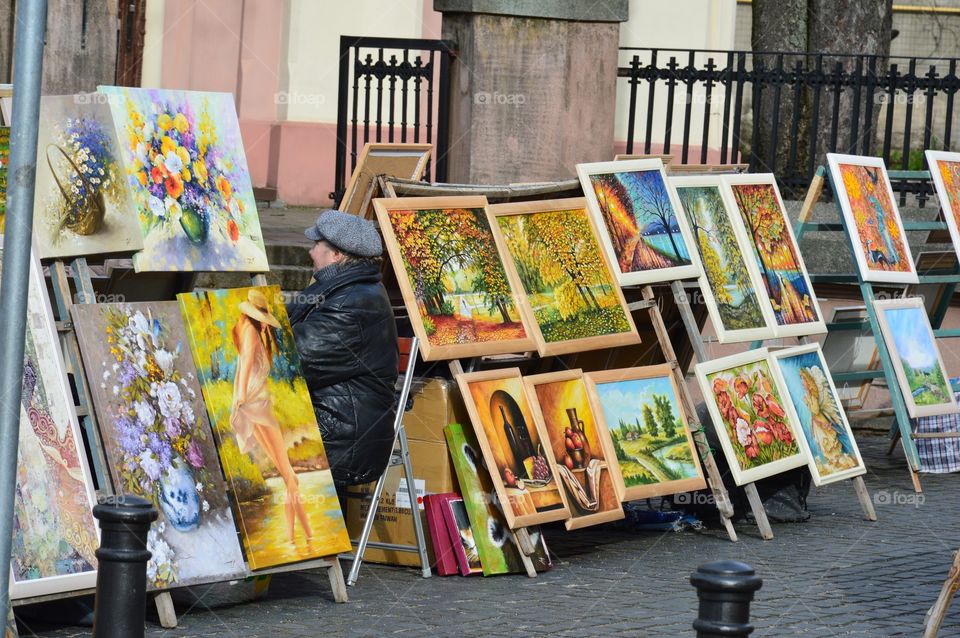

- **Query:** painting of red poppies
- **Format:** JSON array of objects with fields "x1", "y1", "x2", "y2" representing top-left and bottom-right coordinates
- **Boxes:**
[
  {"x1": 375, "y1": 196, "x2": 534, "y2": 360},
  {"x1": 577, "y1": 159, "x2": 700, "y2": 285},
  {"x1": 695, "y1": 349, "x2": 807, "y2": 485},
  {"x1": 827, "y1": 154, "x2": 917, "y2": 284},
  {"x1": 99, "y1": 86, "x2": 268, "y2": 272},
  {"x1": 725, "y1": 176, "x2": 825, "y2": 337}
]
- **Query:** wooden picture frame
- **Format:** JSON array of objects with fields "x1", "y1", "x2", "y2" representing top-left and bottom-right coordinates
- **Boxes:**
[
  {"x1": 694, "y1": 348, "x2": 808, "y2": 486},
  {"x1": 768, "y1": 344, "x2": 867, "y2": 486},
  {"x1": 873, "y1": 296, "x2": 958, "y2": 418},
  {"x1": 487, "y1": 197, "x2": 642, "y2": 356},
  {"x1": 522, "y1": 369, "x2": 625, "y2": 530},
  {"x1": 670, "y1": 175, "x2": 777, "y2": 343},
  {"x1": 826, "y1": 153, "x2": 918, "y2": 284},
  {"x1": 583, "y1": 365, "x2": 707, "y2": 501},
  {"x1": 454, "y1": 368, "x2": 570, "y2": 529},
  {"x1": 576, "y1": 158, "x2": 702, "y2": 286},
  {"x1": 374, "y1": 195, "x2": 536, "y2": 361},
  {"x1": 340, "y1": 142, "x2": 432, "y2": 217},
  {"x1": 721, "y1": 174, "x2": 827, "y2": 338}
]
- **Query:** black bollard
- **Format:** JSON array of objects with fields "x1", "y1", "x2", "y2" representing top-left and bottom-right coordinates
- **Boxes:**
[
  {"x1": 91, "y1": 495, "x2": 158, "y2": 638},
  {"x1": 690, "y1": 560, "x2": 763, "y2": 637}
]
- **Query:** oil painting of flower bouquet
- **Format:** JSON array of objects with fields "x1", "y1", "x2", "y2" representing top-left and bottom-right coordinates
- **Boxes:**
[
  {"x1": 72, "y1": 301, "x2": 247, "y2": 590},
  {"x1": 32, "y1": 95, "x2": 143, "y2": 259},
  {"x1": 695, "y1": 349, "x2": 808, "y2": 485},
  {"x1": 98, "y1": 86, "x2": 269, "y2": 272}
]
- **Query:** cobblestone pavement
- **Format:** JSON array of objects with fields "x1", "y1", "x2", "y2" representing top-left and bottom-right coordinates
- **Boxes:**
[{"x1": 18, "y1": 434, "x2": 960, "y2": 637}]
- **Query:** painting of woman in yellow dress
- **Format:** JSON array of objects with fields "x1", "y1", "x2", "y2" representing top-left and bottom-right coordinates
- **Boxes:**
[{"x1": 179, "y1": 285, "x2": 351, "y2": 570}]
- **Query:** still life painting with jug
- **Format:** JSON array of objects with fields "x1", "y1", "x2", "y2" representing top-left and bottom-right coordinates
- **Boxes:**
[{"x1": 523, "y1": 370, "x2": 624, "y2": 530}]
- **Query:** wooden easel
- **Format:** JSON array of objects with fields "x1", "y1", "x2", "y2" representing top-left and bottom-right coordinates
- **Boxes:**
[
  {"x1": 794, "y1": 167, "x2": 960, "y2": 493},
  {"x1": 45, "y1": 258, "x2": 347, "y2": 629},
  {"x1": 924, "y1": 550, "x2": 960, "y2": 638}
]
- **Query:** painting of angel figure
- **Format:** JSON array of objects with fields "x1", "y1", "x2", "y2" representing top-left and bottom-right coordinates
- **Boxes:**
[{"x1": 770, "y1": 345, "x2": 867, "y2": 486}]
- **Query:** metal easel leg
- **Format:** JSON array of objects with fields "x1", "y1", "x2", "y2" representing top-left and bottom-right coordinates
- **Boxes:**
[{"x1": 398, "y1": 426, "x2": 431, "y2": 578}]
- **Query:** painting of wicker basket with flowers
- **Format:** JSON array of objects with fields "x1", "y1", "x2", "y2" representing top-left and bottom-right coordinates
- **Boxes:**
[
  {"x1": 32, "y1": 95, "x2": 143, "y2": 258},
  {"x1": 695, "y1": 349, "x2": 808, "y2": 485},
  {"x1": 99, "y1": 86, "x2": 268, "y2": 272}
]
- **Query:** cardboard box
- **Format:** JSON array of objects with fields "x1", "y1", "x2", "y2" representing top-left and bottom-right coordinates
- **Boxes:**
[{"x1": 346, "y1": 378, "x2": 465, "y2": 567}]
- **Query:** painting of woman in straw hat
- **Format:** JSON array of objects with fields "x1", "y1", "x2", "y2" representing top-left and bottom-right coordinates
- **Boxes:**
[{"x1": 231, "y1": 289, "x2": 312, "y2": 543}]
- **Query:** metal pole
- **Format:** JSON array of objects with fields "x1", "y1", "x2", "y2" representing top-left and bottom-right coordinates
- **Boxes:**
[{"x1": 0, "y1": 0, "x2": 49, "y2": 622}]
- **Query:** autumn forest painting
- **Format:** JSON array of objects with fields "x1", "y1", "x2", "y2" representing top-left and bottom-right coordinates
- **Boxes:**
[
  {"x1": 838, "y1": 163, "x2": 911, "y2": 274},
  {"x1": 587, "y1": 169, "x2": 692, "y2": 274},
  {"x1": 675, "y1": 186, "x2": 766, "y2": 332},
  {"x1": 378, "y1": 202, "x2": 527, "y2": 358},
  {"x1": 729, "y1": 183, "x2": 819, "y2": 327},
  {"x1": 496, "y1": 207, "x2": 632, "y2": 345}
]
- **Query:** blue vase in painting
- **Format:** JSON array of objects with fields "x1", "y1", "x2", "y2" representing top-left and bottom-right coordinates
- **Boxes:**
[{"x1": 159, "y1": 456, "x2": 201, "y2": 532}]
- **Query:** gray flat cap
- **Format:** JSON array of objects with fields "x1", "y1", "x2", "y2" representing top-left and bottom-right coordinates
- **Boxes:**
[{"x1": 305, "y1": 209, "x2": 383, "y2": 257}]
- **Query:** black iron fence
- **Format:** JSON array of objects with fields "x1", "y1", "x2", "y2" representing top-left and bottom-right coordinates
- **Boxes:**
[
  {"x1": 333, "y1": 36, "x2": 456, "y2": 205},
  {"x1": 618, "y1": 48, "x2": 960, "y2": 202}
]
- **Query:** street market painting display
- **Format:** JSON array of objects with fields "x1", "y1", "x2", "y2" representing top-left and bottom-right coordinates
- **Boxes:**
[
  {"x1": 6, "y1": 246, "x2": 100, "y2": 600},
  {"x1": 444, "y1": 423, "x2": 551, "y2": 575},
  {"x1": 873, "y1": 297, "x2": 958, "y2": 418},
  {"x1": 925, "y1": 150, "x2": 960, "y2": 262},
  {"x1": 672, "y1": 176, "x2": 775, "y2": 343},
  {"x1": 99, "y1": 86, "x2": 269, "y2": 272},
  {"x1": 695, "y1": 349, "x2": 807, "y2": 485},
  {"x1": 455, "y1": 368, "x2": 569, "y2": 529},
  {"x1": 71, "y1": 302, "x2": 247, "y2": 589},
  {"x1": 523, "y1": 370, "x2": 624, "y2": 530},
  {"x1": 179, "y1": 285, "x2": 351, "y2": 570},
  {"x1": 489, "y1": 198, "x2": 641, "y2": 356},
  {"x1": 576, "y1": 159, "x2": 700, "y2": 285},
  {"x1": 584, "y1": 365, "x2": 706, "y2": 501},
  {"x1": 32, "y1": 95, "x2": 143, "y2": 259},
  {"x1": 826, "y1": 153, "x2": 917, "y2": 284},
  {"x1": 340, "y1": 142, "x2": 432, "y2": 218},
  {"x1": 723, "y1": 175, "x2": 825, "y2": 337},
  {"x1": 769, "y1": 345, "x2": 867, "y2": 486},
  {"x1": 375, "y1": 196, "x2": 535, "y2": 360}
]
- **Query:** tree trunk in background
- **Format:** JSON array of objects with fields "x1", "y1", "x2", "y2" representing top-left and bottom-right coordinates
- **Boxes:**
[
  {"x1": 0, "y1": 0, "x2": 119, "y2": 94},
  {"x1": 808, "y1": 0, "x2": 892, "y2": 161},
  {"x1": 751, "y1": 0, "x2": 807, "y2": 175},
  {"x1": 751, "y1": 0, "x2": 892, "y2": 179}
]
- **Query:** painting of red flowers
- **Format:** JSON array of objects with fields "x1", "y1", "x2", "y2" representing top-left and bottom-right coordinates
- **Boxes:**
[{"x1": 695, "y1": 349, "x2": 807, "y2": 485}]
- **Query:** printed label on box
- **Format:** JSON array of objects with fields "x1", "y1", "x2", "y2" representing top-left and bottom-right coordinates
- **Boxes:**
[{"x1": 394, "y1": 478, "x2": 426, "y2": 510}]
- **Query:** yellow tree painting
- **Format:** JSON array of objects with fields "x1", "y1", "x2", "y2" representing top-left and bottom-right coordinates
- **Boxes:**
[{"x1": 178, "y1": 285, "x2": 350, "y2": 569}]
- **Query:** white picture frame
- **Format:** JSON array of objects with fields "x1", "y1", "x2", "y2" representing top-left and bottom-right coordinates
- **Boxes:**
[
  {"x1": 694, "y1": 348, "x2": 808, "y2": 486},
  {"x1": 721, "y1": 174, "x2": 827, "y2": 338},
  {"x1": 925, "y1": 150, "x2": 960, "y2": 263},
  {"x1": 576, "y1": 158, "x2": 701, "y2": 286},
  {"x1": 670, "y1": 175, "x2": 777, "y2": 344},
  {"x1": 826, "y1": 153, "x2": 918, "y2": 285},
  {"x1": 768, "y1": 344, "x2": 867, "y2": 487},
  {"x1": 873, "y1": 296, "x2": 958, "y2": 418}
]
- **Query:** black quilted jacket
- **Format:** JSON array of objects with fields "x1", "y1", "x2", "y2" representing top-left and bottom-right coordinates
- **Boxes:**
[{"x1": 287, "y1": 261, "x2": 399, "y2": 487}]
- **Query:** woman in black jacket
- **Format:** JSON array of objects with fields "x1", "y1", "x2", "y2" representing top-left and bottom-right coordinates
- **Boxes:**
[{"x1": 287, "y1": 210, "x2": 399, "y2": 498}]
